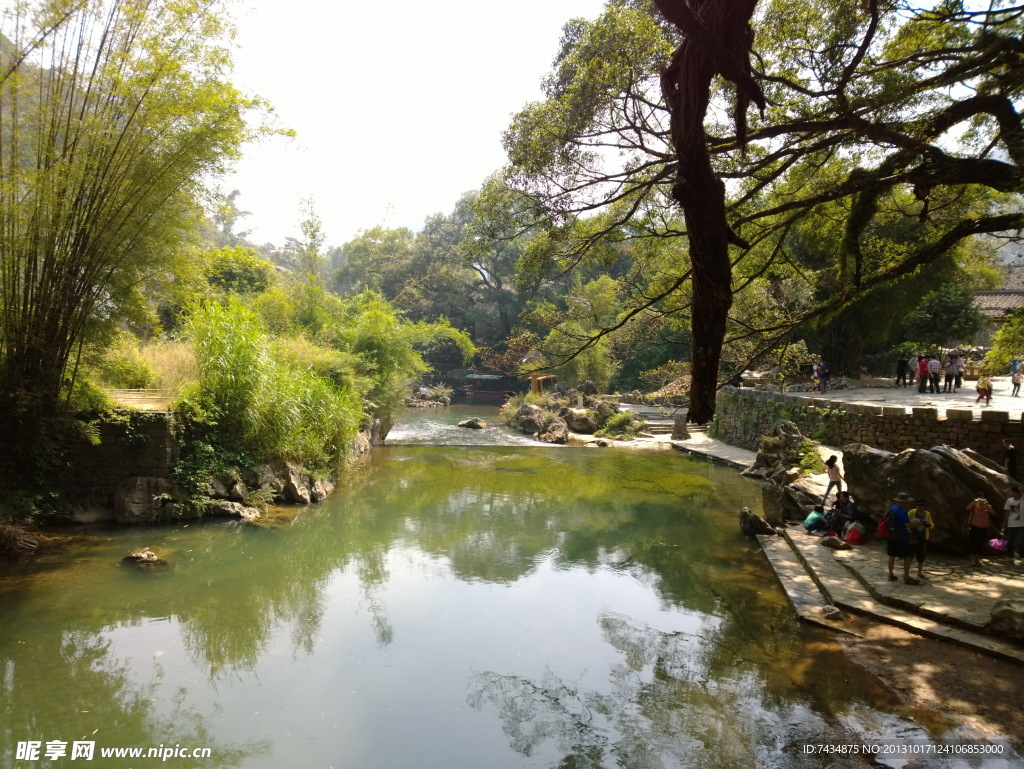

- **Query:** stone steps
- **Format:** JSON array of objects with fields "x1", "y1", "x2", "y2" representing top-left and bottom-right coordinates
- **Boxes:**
[{"x1": 770, "y1": 524, "x2": 1024, "y2": 665}]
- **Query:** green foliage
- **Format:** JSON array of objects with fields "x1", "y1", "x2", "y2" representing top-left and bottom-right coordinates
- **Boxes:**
[
  {"x1": 986, "y1": 308, "x2": 1024, "y2": 372},
  {"x1": 94, "y1": 333, "x2": 158, "y2": 390},
  {"x1": 179, "y1": 297, "x2": 361, "y2": 474},
  {"x1": 595, "y1": 411, "x2": 645, "y2": 441},
  {"x1": 501, "y1": 0, "x2": 1024, "y2": 413},
  {"x1": 798, "y1": 441, "x2": 827, "y2": 475},
  {"x1": 428, "y1": 383, "x2": 453, "y2": 402},
  {"x1": 0, "y1": 0, "x2": 267, "y2": 421},
  {"x1": 205, "y1": 246, "x2": 273, "y2": 294},
  {"x1": 499, "y1": 394, "x2": 524, "y2": 424},
  {"x1": 900, "y1": 284, "x2": 985, "y2": 349}
]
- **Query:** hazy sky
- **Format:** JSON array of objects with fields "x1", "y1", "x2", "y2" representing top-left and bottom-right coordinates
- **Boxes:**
[{"x1": 224, "y1": 0, "x2": 607, "y2": 248}]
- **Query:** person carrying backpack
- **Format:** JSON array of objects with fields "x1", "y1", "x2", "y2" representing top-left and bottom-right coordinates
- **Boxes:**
[{"x1": 885, "y1": 492, "x2": 922, "y2": 584}]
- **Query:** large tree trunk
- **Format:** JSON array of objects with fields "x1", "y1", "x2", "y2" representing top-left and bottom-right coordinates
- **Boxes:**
[{"x1": 654, "y1": 0, "x2": 762, "y2": 424}]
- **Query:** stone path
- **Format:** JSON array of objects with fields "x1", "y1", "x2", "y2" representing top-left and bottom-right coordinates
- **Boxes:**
[
  {"x1": 796, "y1": 379, "x2": 1024, "y2": 419},
  {"x1": 782, "y1": 525, "x2": 1024, "y2": 665},
  {"x1": 667, "y1": 429, "x2": 757, "y2": 469}
]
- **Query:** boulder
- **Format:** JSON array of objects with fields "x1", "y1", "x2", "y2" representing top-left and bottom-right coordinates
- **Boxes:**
[
  {"x1": 122, "y1": 547, "x2": 167, "y2": 566},
  {"x1": 988, "y1": 598, "x2": 1024, "y2": 643},
  {"x1": 819, "y1": 605, "x2": 844, "y2": 621},
  {"x1": 114, "y1": 477, "x2": 177, "y2": 524},
  {"x1": 71, "y1": 502, "x2": 113, "y2": 524},
  {"x1": 842, "y1": 443, "x2": 1014, "y2": 547},
  {"x1": 819, "y1": 536, "x2": 852, "y2": 550},
  {"x1": 561, "y1": 408, "x2": 598, "y2": 434},
  {"x1": 458, "y1": 417, "x2": 488, "y2": 429},
  {"x1": 310, "y1": 477, "x2": 335, "y2": 502},
  {"x1": 761, "y1": 479, "x2": 821, "y2": 527},
  {"x1": 270, "y1": 460, "x2": 312, "y2": 504},
  {"x1": 208, "y1": 475, "x2": 232, "y2": 500},
  {"x1": 748, "y1": 421, "x2": 807, "y2": 472},
  {"x1": 739, "y1": 507, "x2": 776, "y2": 536},
  {"x1": 555, "y1": 380, "x2": 571, "y2": 395},
  {"x1": 580, "y1": 380, "x2": 599, "y2": 395},
  {"x1": 206, "y1": 500, "x2": 262, "y2": 522},
  {"x1": 538, "y1": 417, "x2": 569, "y2": 444},
  {"x1": 517, "y1": 402, "x2": 545, "y2": 435},
  {"x1": 256, "y1": 463, "x2": 285, "y2": 498}
]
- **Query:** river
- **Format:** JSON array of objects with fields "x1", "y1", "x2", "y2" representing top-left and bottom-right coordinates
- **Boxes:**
[{"x1": 0, "y1": 406, "x2": 1010, "y2": 767}]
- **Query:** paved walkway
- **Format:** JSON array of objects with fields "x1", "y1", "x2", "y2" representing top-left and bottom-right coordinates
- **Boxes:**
[
  {"x1": 664, "y1": 411, "x2": 1024, "y2": 664},
  {"x1": 795, "y1": 378, "x2": 1024, "y2": 418}
]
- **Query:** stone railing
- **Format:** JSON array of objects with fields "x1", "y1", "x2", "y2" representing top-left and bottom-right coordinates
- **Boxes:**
[{"x1": 710, "y1": 386, "x2": 1021, "y2": 464}]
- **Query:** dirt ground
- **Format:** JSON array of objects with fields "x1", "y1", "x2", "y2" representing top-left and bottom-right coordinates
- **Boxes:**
[{"x1": 837, "y1": 616, "x2": 1024, "y2": 756}]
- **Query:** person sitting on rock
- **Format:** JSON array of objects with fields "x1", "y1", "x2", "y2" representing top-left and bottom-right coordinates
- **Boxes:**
[{"x1": 832, "y1": 491, "x2": 862, "y2": 532}]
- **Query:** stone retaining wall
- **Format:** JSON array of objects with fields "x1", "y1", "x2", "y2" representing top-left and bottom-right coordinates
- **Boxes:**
[
  {"x1": 710, "y1": 387, "x2": 1022, "y2": 463},
  {"x1": 65, "y1": 412, "x2": 177, "y2": 507}
]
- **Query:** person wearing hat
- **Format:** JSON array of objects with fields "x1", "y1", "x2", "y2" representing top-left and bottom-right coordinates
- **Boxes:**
[
  {"x1": 908, "y1": 498, "x2": 934, "y2": 578},
  {"x1": 886, "y1": 492, "x2": 921, "y2": 584}
]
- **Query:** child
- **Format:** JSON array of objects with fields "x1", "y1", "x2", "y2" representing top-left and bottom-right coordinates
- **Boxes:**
[
  {"x1": 908, "y1": 499, "x2": 933, "y2": 578},
  {"x1": 976, "y1": 373, "x2": 992, "y2": 406}
]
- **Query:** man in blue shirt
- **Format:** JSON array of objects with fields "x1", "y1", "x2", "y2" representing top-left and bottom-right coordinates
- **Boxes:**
[{"x1": 886, "y1": 491, "x2": 923, "y2": 584}]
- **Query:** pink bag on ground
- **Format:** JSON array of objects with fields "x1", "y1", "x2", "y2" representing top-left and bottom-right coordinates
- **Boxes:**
[{"x1": 988, "y1": 538, "x2": 1008, "y2": 552}]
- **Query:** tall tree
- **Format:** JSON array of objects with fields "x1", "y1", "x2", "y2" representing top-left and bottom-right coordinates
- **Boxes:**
[
  {"x1": 652, "y1": 0, "x2": 764, "y2": 422},
  {"x1": 0, "y1": 0, "x2": 264, "y2": 425},
  {"x1": 504, "y1": 0, "x2": 1024, "y2": 421}
]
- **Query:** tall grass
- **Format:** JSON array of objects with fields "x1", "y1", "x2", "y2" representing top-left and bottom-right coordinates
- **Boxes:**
[
  {"x1": 94, "y1": 332, "x2": 157, "y2": 389},
  {"x1": 182, "y1": 298, "x2": 361, "y2": 471},
  {"x1": 141, "y1": 340, "x2": 198, "y2": 397}
]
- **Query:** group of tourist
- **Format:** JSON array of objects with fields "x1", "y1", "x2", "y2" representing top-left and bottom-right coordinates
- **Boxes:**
[
  {"x1": 804, "y1": 452, "x2": 1024, "y2": 585},
  {"x1": 894, "y1": 354, "x2": 1024, "y2": 404},
  {"x1": 894, "y1": 353, "x2": 967, "y2": 394}
]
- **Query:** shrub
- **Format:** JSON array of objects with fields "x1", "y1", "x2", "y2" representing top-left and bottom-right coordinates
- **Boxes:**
[
  {"x1": 428, "y1": 383, "x2": 453, "y2": 402},
  {"x1": 499, "y1": 394, "x2": 523, "y2": 423},
  {"x1": 595, "y1": 411, "x2": 645, "y2": 440},
  {"x1": 95, "y1": 332, "x2": 157, "y2": 389}
]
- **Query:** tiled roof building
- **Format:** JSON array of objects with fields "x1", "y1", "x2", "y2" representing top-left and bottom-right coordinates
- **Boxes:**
[{"x1": 975, "y1": 265, "x2": 1024, "y2": 319}]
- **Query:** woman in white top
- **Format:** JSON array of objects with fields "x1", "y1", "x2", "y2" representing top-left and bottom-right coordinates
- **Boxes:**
[{"x1": 822, "y1": 455, "x2": 843, "y2": 505}]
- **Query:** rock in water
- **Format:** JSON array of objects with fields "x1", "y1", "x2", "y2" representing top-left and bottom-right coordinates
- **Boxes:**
[
  {"x1": 457, "y1": 417, "x2": 487, "y2": 429},
  {"x1": 122, "y1": 547, "x2": 167, "y2": 566},
  {"x1": 739, "y1": 506, "x2": 776, "y2": 536},
  {"x1": 538, "y1": 417, "x2": 569, "y2": 444}
]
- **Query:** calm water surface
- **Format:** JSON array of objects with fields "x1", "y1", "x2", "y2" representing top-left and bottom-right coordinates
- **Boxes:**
[{"x1": 0, "y1": 407, "x2": 1007, "y2": 767}]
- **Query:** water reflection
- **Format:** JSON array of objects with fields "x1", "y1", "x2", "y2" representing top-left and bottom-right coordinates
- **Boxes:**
[
  {"x1": 2, "y1": 411, "x2": 1015, "y2": 768},
  {"x1": 0, "y1": 627, "x2": 268, "y2": 768}
]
